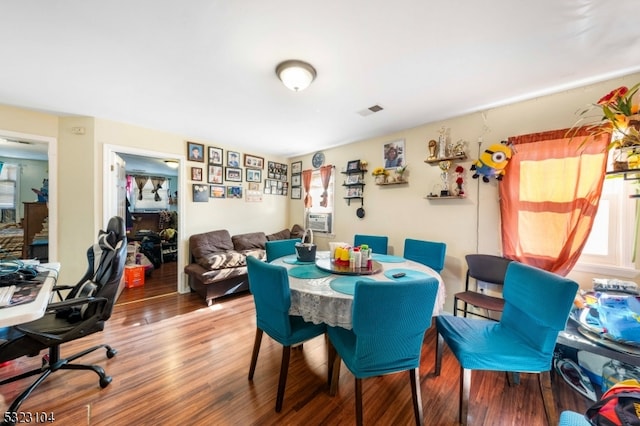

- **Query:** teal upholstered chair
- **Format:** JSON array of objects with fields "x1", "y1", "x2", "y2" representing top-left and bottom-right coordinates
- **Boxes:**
[
  {"x1": 265, "y1": 238, "x2": 301, "y2": 262},
  {"x1": 328, "y1": 278, "x2": 439, "y2": 425},
  {"x1": 558, "y1": 411, "x2": 589, "y2": 426},
  {"x1": 353, "y1": 234, "x2": 388, "y2": 255},
  {"x1": 403, "y1": 238, "x2": 447, "y2": 273},
  {"x1": 435, "y1": 262, "x2": 579, "y2": 426},
  {"x1": 246, "y1": 255, "x2": 326, "y2": 412}
]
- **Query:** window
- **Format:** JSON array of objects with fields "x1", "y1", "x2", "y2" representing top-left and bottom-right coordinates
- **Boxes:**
[
  {"x1": 576, "y1": 176, "x2": 637, "y2": 276},
  {"x1": 0, "y1": 163, "x2": 18, "y2": 222},
  {"x1": 304, "y1": 168, "x2": 335, "y2": 234}
]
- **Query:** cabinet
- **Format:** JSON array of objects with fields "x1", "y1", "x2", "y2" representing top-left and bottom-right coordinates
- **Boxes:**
[
  {"x1": 22, "y1": 202, "x2": 48, "y2": 259},
  {"x1": 342, "y1": 164, "x2": 366, "y2": 206}
]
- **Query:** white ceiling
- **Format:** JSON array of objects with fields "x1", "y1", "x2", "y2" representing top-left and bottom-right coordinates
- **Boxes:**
[{"x1": 2, "y1": 1, "x2": 640, "y2": 159}]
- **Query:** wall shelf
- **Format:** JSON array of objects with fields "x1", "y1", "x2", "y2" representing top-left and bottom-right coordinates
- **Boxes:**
[
  {"x1": 342, "y1": 162, "x2": 366, "y2": 205},
  {"x1": 424, "y1": 153, "x2": 467, "y2": 164},
  {"x1": 425, "y1": 195, "x2": 465, "y2": 200},
  {"x1": 375, "y1": 180, "x2": 407, "y2": 186}
]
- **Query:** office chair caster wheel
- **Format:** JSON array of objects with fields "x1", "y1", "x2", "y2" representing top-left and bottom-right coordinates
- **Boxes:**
[
  {"x1": 100, "y1": 376, "x2": 112, "y2": 388},
  {"x1": 106, "y1": 348, "x2": 117, "y2": 358}
]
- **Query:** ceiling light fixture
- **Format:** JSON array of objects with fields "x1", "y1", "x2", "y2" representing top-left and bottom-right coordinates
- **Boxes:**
[
  {"x1": 164, "y1": 160, "x2": 179, "y2": 169},
  {"x1": 276, "y1": 60, "x2": 317, "y2": 92}
]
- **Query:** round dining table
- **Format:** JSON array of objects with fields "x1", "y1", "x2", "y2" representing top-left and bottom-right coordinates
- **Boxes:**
[{"x1": 271, "y1": 251, "x2": 446, "y2": 330}]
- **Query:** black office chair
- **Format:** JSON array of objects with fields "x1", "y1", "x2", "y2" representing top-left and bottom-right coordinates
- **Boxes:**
[
  {"x1": 0, "y1": 216, "x2": 127, "y2": 418},
  {"x1": 453, "y1": 254, "x2": 512, "y2": 319}
]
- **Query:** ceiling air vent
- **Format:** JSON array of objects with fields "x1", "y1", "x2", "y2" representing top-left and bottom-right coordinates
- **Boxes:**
[{"x1": 357, "y1": 104, "x2": 384, "y2": 117}]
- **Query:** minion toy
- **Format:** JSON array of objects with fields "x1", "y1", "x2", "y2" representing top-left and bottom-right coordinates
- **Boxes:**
[{"x1": 471, "y1": 141, "x2": 512, "y2": 182}]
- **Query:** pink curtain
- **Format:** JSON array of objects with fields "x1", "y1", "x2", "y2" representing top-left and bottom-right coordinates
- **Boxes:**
[
  {"x1": 499, "y1": 128, "x2": 609, "y2": 275},
  {"x1": 319, "y1": 165, "x2": 332, "y2": 207},
  {"x1": 302, "y1": 169, "x2": 313, "y2": 208}
]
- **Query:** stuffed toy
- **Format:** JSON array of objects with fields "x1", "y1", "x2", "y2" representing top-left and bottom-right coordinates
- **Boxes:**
[{"x1": 471, "y1": 141, "x2": 512, "y2": 182}]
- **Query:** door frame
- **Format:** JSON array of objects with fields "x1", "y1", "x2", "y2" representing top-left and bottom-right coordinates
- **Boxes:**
[{"x1": 103, "y1": 144, "x2": 187, "y2": 293}]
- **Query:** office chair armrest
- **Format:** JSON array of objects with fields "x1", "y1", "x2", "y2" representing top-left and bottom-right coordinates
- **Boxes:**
[{"x1": 46, "y1": 296, "x2": 102, "y2": 311}]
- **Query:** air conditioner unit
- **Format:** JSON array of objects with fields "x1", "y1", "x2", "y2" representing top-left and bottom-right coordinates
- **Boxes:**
[{"x1": 307, "y1": 213, "x2": 331, "y2": 233}]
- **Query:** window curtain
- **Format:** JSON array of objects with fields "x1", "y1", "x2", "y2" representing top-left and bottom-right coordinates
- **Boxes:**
[
  {"x1": 302, "y1": 169, "x2": 313, "y2": 208},
  {"x1": 319, "y1": 165, "x2": 333, "y2": 207},
  {"x1": 499, "y1": 128, "x2": 609, "y2": 276},
  {"x1": 150, "y1": 177, "x2": 165, "y2": 202},
  {"x1": 134, "y1": 176, "x2": 148, "y2": 200}
]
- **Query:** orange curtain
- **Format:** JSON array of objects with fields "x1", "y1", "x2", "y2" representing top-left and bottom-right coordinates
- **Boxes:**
[
  {"x1": 319, "y1": 165, "x2": 333, "y2": 207},
  {"x1": 500, "y1": 128, "x2": 609, "y2": 275},
  {"x1": 302, "y1": 169, "x2": 313, "y2": 208}
]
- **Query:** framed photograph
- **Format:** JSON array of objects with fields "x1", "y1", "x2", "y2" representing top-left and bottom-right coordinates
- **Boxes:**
[
  {"x1": 346, "y1": 174, "x2": 360, "y2": 184},
  {"x1": 226, "y1": 186, "x2": 243, "y2": 199},
  {"x1": 192, "y1": 184, "x2": 209, "y2": 202},
  {"x1": 227, "y1": 151, "x2": 241, "y2": 167},
  {"x1": 208, "y1": 146, "x2": 223, "y2": 165},
  {"x1": 244, "y1": 154, "x2": 264, "y2": 169},
  {"x1": 225, "y1": 167, "x2": 242, "y2": 182},
  {"x1": 291, "y1": 173, "x2": 301, "y2": 187},
  {"x1": 191, "y1": 167, "x2": 203, "y2": 181},
  {"x1": 383, "y1": 139, "x2": 405, "y2": 169},
  {"x1": 210, "y1": 185, "x2": 225, "y2": 198},
  {"x1": 207, "y1": 165, "x2": 223, "y2": 184},
  {"x1": 246, "y1": 168, "x2": 262, "y2": 182},
  {"x1": 248, "y1": 182, "x2": 260, "y2": 191},
  {"x1": 291, "y1": 187, "x2": 302, "y2": 199},
  {"x1": 291, "y1": 161, "x2": 302, "y2": 174},
  {"x1": 268, "y1": 161, "x2": 288, "y2": 181},
  {"x1": 187, "y1": 141, "x2": 205, "y2": 162},
  {"x1": 347, "y1": 160, "x2": 361, "y2": 171}
]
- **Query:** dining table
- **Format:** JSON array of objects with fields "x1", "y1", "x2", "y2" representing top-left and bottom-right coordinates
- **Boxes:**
[{"x1": 271, "y1": 251, "x2": 446, "y2": 330}]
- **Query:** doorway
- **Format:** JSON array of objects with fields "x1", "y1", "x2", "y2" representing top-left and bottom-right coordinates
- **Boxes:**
[{"x1": 103, "y1": 145, "x2": 186, "y2": 301}]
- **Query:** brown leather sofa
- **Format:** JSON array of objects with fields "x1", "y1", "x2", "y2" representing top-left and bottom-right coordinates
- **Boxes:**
[{"x1": 184, "y1": 225, "x2": 304, "y2": 305}]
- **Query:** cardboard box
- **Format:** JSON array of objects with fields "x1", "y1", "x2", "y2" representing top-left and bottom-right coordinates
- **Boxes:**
[{"x1": 124, "y1": 265, "x2": 145, "y2": 288}]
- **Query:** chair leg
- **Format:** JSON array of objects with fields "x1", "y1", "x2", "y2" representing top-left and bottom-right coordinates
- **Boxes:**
[
  {"x1": 355, "y1": 377, "x2": 363, "y2": 426},
  {"x1": 409, "y1": 368, "x2": 424, "y2": 426},
  {"x1": 327, "y1": 339, "x2": 336, "y2": 386},
  {"x1": 248, "y1": 328, "x2": 263, "y2": 380},
  {"x1": 275, "y1": 345, "x2": 291, "y2": 412},
  {"x1": 435, "y1": 333, "x2": 443, "y2": 376},
  {"x1": 329, "y1": 353, "x2": 342, "y2": 396},
  {"x1": 453, "y1": 296, "x2": 459, "y2": 316},
  {"x1": 538, "y1": 371, "x2": 558, "y2": 426},
  {"x1": 459, "y1": 367, "x2": 471, "y2": 425}
]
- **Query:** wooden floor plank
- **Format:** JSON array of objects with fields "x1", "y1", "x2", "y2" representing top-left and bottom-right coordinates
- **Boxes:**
[{"x1": 0, "y1": 267, "x2": 590, "y2": 425}]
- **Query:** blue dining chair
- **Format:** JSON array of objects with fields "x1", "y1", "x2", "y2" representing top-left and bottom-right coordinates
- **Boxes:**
[
  {"x1": 328, "y1": 277, "x2": 439, "y2": 425},
  {"x1": 403, "y1": 238, "x2": 447, "y2": 273},
  {"x1": 246, "y1": 255, "x2": 326, "y2": 412},
  {"x1": 353, "y1": 234, "x2": 388, "y2": 255},
  {"x1": 434, "y1": 262, "x2": 579, "y2": 426},
  {"x1": 265, "y1": 238, "x2": 301, "y2": 262}
]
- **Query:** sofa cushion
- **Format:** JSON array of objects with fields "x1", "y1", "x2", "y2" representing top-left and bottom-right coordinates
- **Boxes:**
[
  {"x1": 290, "y1": 224, "x2": 306, "y2": 240},
  {"x1": 266, "y1": 228, "x2": 291, "y2": 241},
  {"x1": 198, "y1": 250, "x2": 246, "y2": 270},
  {"x1": 232, "y1": 232, "x2": 267, "y2": 251},
  {"x1": 189, "y1": 230, "x2": 234, "y2": 263}
]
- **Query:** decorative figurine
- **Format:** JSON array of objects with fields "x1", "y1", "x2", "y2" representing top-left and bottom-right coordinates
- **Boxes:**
[
  {"x1": 427, "y1": 139, "x2": 437, "y2": 160},
  {"x1": 438, "y1": 160, "x2": 452, "y2": 196}
]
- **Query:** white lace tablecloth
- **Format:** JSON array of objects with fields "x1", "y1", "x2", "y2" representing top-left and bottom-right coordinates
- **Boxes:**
[{"x1": 272, "y1": 252, "x2": 446, "y2": 330}]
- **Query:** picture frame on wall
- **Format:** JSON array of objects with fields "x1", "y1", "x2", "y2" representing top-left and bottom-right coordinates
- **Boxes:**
[
  {"x1": 227, "y1": 151, "x2": 241, "y2": 167},
  {"x1": 210, "y1": 185, "x2": 225, "y2": 198},
  {"x1": 208, "y1": 146, "x2": 223, "y2": 165},
  {"x1": 291, "y1": 173, "x2": 301, "y2": 187},
  {"x1": 291, "y1": 187, "x2": 302, "y2": 199},
  {"x1": 347, "y1": 159, "x2": 361, "y2": 171},
  {"x1": 383, "y1": 139, "x2": 405, "y2": 169},
  {"x1": 187, "y1": 141, "x2": 205, "y2": 162},
  {"x1": 192, "y1": 184, "x2": 209, "y2": 202},
  {"x1": 225, "y1": 167, "x2": 242, "y2": 182},
  {"x1": 244, "y1": 154, "x2": 264, "y2": 169},
  {"x1": 291, "y1": 161, "x2": 302, "y2": 174},
  {"x1": 191, "y1": 167, "x2": 203, "y2": 181},
  {"x1": 246, "y1": 168, "x2": 262, "y2": 182},
  {"x1": 226, "y1": 186, "x2": 243, "y2": 199},
  {"x1": 208, "y1": 165, "x2": 223, "y2": 184}
]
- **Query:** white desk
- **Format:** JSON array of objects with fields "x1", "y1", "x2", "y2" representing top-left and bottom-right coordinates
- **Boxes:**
[
  {"x1": 272, "y1": 252, "x2": 446, "y2": 329},
  {"x1": 0, "y1": 263, "x2": 59, "y2": 327}
]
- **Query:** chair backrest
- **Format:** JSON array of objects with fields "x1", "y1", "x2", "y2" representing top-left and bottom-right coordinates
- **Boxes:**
[
  {"x1": 69, "y1": 216, "x2": 128, "y2": 321},
  {"x1": 403, "y1": 238, "x2": 446, "y2": 273},
  {"x1": 501, "y1": 262, "x2": 578, "y2": 356},
  {"x1": 465, "y1": 254, "x2": 512, "y2": 288},
  {"x1": 246, "y1": 255, "x2": 293, "y2": 341},
  {"x1": 354, "y1": 234, "x2": 388, "y2": 255},
  {"x1": 351, "y1": 278, "x2": 439, "y2": 375},
  {"x1": 265, "y1": 238, "x2": 302, "y2": 262}
]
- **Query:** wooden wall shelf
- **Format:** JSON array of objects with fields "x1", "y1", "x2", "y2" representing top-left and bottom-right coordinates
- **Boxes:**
[
  {"x1": 425, "y1": 195, "x2": 465, "y2": 200},
  {"x1": 424, "y1": 153, "x2": 467, "y2": 164},
  {"x1": 375, "y1": 180, "x2": 407, "y2": 186}
]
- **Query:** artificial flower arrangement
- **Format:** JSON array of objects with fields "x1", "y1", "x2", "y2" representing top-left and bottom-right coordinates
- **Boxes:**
[
  {"x1": 371, "y1": 167, "x2": 389, "y2": 177},
  {"x1": 572, "y1": 83, "x2": 640, "y2": 149},
  {"x1": 395, "y1": 164, "x2": 408, "y2": 176},
  {"x1": 455, "y1": 165, "x2": 465, "y2": 196}
]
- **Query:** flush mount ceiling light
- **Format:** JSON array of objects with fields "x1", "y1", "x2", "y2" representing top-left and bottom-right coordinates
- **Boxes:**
[
  {"x1": 164, "y1": 160, "x2": 179, "y2": 169},
  {"x1": 275, "y1": 60, "x2": 317, "y2": 92}
]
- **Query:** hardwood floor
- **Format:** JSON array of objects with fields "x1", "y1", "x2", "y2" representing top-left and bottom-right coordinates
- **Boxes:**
[
  {"x1": 0, "y1": 275, "x2": 590, "y2": 425},
  {"x1": 116, "y1": 261, "x2": 178, "y2": 304}
]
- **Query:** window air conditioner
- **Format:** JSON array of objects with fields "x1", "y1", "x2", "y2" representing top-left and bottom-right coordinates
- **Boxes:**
[{"x1": 307, "y1": 213, "x2": 331, "y2": 233}]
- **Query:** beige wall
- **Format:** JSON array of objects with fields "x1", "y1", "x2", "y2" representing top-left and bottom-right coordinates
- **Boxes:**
[{"x1": 1, "y1": 72, "x2": 639, "y2": 308}]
